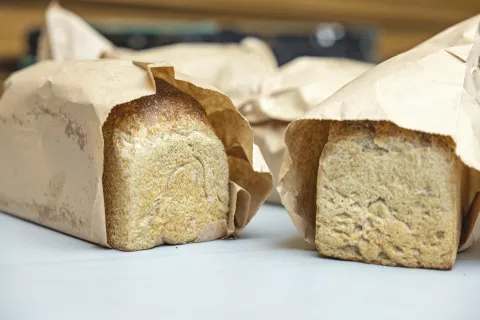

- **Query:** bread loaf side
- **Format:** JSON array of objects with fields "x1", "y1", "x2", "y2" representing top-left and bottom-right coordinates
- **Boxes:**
[
  {"x1": 103, "y1": 79, "x2": 229, "y2": 251},
  {"x1": 316, "y1": 121, "x2": 461, "y2": 269}
]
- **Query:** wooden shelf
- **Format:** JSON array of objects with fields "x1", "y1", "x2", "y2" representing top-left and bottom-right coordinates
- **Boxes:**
[{"x1": 72, "y1": 0, "x2": 478, "y2": 29}]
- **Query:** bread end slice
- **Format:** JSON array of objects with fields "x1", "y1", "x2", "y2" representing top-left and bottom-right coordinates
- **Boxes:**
[
  {"x1": 316, "y1": 121, "x2": 461, "y2": 269},
  {"x1": 102, "y1": 80, "x2": 229, "y2": 251}
]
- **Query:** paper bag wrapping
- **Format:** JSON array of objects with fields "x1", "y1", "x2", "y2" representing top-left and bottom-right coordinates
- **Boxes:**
[
  {"x1": 102, "y1": 40, "x2": 277, "y2": 107},
  {"x1": 38, "y1": 3, "x2": 278, "y2": 107},
  {"x1": 37, "y1": 2, "x2": 114, "y2": 61},
  {"x1": 278, "y1": 15, "x2": 480, "y2": 251},
  {"x1": 239, "y1": 57, "x2": 373, "y2": 203},
  {"x1": 0, "y1": 60, "x2": 272, "y2": 247}
]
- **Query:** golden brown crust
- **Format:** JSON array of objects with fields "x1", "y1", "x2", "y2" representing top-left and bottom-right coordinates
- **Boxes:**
[
  {"x1": 103, "y1": 79, "x2": 210, "y2": 135},
  {"x1": 327, "y1": 120, "x2": 456, "y2": 151}
]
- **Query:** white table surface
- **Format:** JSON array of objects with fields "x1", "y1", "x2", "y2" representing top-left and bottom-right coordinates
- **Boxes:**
[{"x1": 1, "y1": 203, "x2": 479, "y2": 320}]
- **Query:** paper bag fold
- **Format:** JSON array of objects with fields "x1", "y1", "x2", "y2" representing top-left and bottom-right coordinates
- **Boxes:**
[
  {"x1": 38, "y1": 2, "x2": 114, "y2": 61},
  {"x1": 0, "y1": 60, "x2": 272, "y2": 247},
  {"x1": 278, "y1": 15, "x2": 480, "y2": 250}
]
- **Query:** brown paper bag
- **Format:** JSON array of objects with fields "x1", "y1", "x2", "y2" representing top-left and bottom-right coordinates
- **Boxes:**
[
  {"x1": 240, "y1": 57, "x2": 373, "y2": 203},
  {"x1": 278, "y1": 16, "x2": 480, "y2": 251},
  {"x1": 0, "y1": 60, "x2": 272, "y2": 248},
  {"x1": 38, "y1": 3, "x2": 277, "y2": 107}
]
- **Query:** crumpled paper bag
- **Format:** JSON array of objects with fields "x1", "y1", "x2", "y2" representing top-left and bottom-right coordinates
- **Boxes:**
[
  {"x1": 278, "y1": 15, "x2": 480, "y2": 251},
  {"x1": 239, "y1": 57, "x2": 373, "y2": 203},
  {"x1": 38, "y1": 2, "x2": 278, "y2": 107},
  {"x1": 0, "y1": 60, "x2": 272, "y2": 248},
  {"x1": 37, "y1": 2, "x2": 114, "y2": 61}
]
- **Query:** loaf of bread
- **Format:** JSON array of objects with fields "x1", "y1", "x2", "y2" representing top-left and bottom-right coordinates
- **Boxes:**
[
  {"x1": 103, "y1": 79, "x2": 229, "y2": 251},
  {"x1": 316, "y1": 121, "x2": 461, "y2": 269}
]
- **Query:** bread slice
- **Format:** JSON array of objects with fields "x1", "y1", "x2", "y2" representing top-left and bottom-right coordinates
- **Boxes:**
[
  {"x1": 102, "y1": 79, "x2": 229, "y2": 251},
  {"x1": 316, "y1": 121, "x2": 461, "y2": 269}
]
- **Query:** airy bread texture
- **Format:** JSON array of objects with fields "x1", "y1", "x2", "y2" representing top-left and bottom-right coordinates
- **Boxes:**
[
  {"x1": 103, "y1": 79, "x2": 229, "y2": 251},
  {"x1": 316, "y1": 121, "x2": 461, "y2": 269}
]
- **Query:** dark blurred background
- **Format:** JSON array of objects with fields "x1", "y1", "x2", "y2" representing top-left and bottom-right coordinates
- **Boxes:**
[{"x1": 0, "y1": 0, "x2": 479, "y2": 88}]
